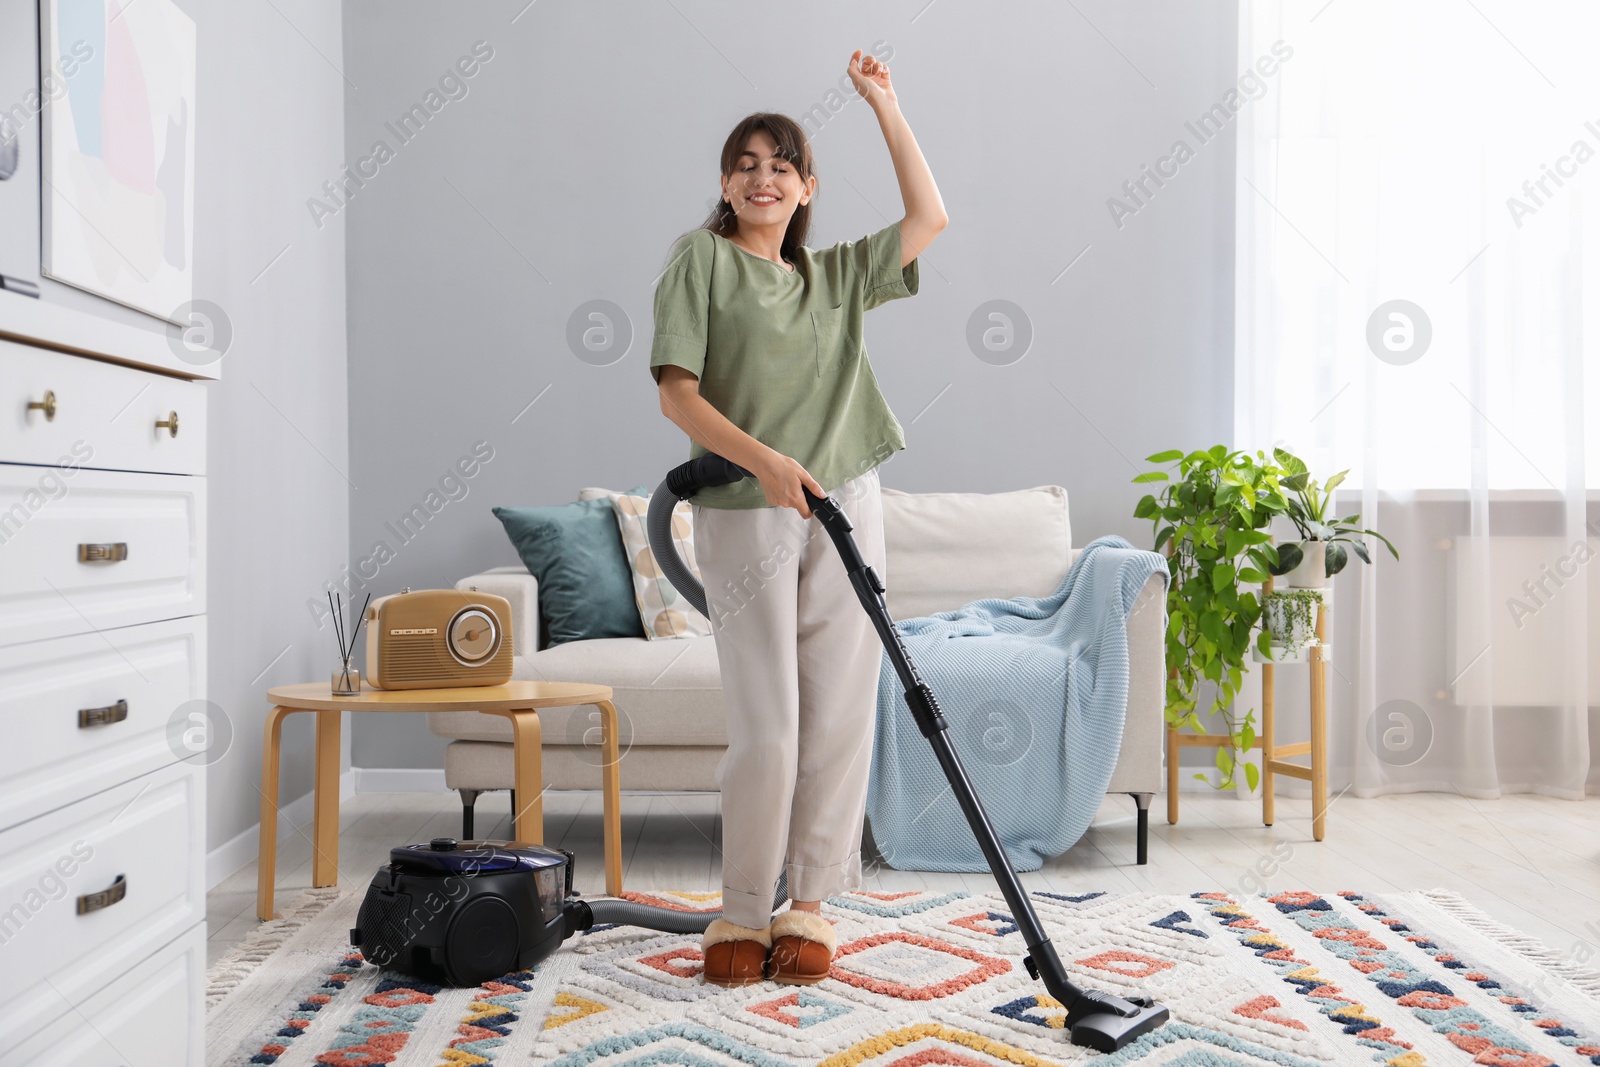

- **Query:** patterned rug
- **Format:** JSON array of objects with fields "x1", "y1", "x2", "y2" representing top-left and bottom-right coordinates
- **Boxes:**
[{"x1": 206, "y1": 886, "x2": 1600, "y2": 1066}]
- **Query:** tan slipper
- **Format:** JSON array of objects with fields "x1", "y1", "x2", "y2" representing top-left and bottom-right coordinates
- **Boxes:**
[
  {"x1": 701, "y1": 918, "x2": 772, "y2": 987},
  {"x1": 765, "y1": 909, "x2": 837, "y2": 985}
]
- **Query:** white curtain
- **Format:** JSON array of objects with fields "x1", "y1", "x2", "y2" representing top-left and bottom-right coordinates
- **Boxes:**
[{"x1": 1235, "y1": 0, "x2": 1598, "y2": 799}]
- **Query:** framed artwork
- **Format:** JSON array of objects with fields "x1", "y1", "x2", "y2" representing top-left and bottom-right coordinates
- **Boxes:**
[{"x1": 40, "y1": 0, "x2": 195, "y2": 325}]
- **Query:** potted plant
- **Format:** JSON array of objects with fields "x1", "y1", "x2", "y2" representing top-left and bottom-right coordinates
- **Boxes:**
[
  {"x1": 1267, "y1": 450, "x2": 1400, "y2": 588},
  {"x1": 1260, "y1": 588, "x2": 1322, "y2": 661},
  {"x1": 1133, "y1": 446, "x2": 1293, "y2": 792}
]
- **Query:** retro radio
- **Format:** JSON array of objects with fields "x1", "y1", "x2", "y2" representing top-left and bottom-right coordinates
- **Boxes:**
[{"x1": 364, "y1": 588, "x2": 514, "y2": 690}]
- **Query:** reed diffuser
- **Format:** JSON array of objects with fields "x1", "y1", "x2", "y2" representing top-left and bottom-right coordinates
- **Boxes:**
[{"x1": 329, "y1": 591, "x2": 372, "y2": 695}]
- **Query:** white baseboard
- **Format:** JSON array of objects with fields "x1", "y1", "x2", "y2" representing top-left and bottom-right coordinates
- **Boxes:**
[
  {"x1": 206, "y1": 770, "x2": 357, "y2": 890},
  {"x1": 348, "y1": 767, "x2": 715, "y2": 797},
  {"x1": 353, "y1": 767, "x2": 449, "y2": 793}
]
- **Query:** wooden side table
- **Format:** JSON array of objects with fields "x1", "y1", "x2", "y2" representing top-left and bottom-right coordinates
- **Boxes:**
[
  {"x1": 1164, "y1": 575, "x2": 1331, "y2": 839},
  {"x1": 256, "y1": 680, "x2": 622, "y2": 920}
]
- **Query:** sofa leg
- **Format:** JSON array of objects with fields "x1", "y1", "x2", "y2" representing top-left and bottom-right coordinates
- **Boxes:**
[
  {"x1": 1129, "y1": 792, "x2": 1152, "y2": 865},
  {"x1": 459, "y1": 789, "x2": 480, "y2": 840}
]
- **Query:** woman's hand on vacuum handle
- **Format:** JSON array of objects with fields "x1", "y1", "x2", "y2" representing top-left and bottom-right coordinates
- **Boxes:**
[{"x1": 751, "y1": 449, "x2": 824, "y2": 519}]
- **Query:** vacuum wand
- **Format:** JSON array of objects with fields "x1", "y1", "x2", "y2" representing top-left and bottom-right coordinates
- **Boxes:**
[{"x1": 647, "y1": 455, "x2": 1171, "y2": 1053}]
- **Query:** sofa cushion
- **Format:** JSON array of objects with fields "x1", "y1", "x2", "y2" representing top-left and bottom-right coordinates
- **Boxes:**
[
  {"x1": 492, "y1": 495, "x2": 647, "y2": 646},
  {"x1": 880, "y1": 485, "x2": 1072, "y2": 620},
  {"x1": 427, "y1": 634, "x2": 727, "y2": 748},
  {"x1": 603, "y1": 487, "x2": 715, "y2": 640}
]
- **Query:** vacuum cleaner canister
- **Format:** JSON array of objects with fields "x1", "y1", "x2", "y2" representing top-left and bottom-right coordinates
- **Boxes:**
[{"x1": 351, "y1": 838, "x2": 570, "y2": 987}]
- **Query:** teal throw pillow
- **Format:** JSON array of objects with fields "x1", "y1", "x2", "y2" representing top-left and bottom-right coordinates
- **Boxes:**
[{"x1": 492, "y1": 489, "x2": 649, "y2": 646}]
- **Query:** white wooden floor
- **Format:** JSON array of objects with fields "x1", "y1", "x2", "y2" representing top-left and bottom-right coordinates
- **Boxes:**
[{"x1": 207, "y1": 789, "x2": 1600, "y2": 969}]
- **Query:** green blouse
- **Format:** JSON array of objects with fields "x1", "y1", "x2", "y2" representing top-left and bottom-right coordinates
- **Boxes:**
[{"x1": 649, "y1": 221, "x2": 919, "y2": 509}]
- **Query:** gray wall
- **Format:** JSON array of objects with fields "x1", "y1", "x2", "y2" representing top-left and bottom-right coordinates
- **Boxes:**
[
  {"x1": 343, "y1": 1, "x2": 1238, "y2": 769},
  {"x1": 191, "y1": 0, "x2": 350, "y2": 853}
]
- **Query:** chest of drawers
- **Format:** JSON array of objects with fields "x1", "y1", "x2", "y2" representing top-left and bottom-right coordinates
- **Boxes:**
[{"x1": 0, "y1": 337, "x2": 208, "y2": 1060}]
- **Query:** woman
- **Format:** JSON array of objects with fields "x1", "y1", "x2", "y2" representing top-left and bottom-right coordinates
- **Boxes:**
[{"x1": 650, "y1": 49, "x2": 948, "y2": 987}]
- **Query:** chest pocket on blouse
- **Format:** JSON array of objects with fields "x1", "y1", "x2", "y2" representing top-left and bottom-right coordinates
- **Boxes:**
[{"x1": 810, "y1": 303, "x2": 847, "y2": 377}]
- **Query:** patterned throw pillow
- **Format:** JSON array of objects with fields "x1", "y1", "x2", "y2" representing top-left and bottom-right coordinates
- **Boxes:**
[{"x1": 603, "y1": 488, "x2": 713, "y2": 640}]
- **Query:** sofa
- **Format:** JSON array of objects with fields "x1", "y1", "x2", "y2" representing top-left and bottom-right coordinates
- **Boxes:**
[{"x1": 429, "y1": 482, "x2": 1169, "y2": 863}]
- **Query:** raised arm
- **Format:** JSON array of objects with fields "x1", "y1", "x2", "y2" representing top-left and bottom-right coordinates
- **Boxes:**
[{"x1": 848, "y1": 49, "x2": 949, "y2": 267}]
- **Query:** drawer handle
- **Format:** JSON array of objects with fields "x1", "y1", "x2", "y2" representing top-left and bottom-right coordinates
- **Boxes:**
[
  {"x1": 76, "y1": 875, "x2": 126, "y2": 915},
  {"x1": 78, "y1": 542, "x2": 128, "y2": 563},
  {"x1": 26, "y1": 389, "x2": 57, "y2": 421},
  {"x1": 156, "y1": 410, "x2": 179, "y2": 438},
  {"x1": 79, "y1": 699, "x2": 129, "y2": 728}
]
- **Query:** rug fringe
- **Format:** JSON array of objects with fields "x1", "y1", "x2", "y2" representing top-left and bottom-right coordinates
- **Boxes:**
[
  {"x1": 1418, "y1": 886, "x2": 1600, "y2": 1002},
  {"x1": 205, "y1": 887, "x2": 346, "y2": 1012}
]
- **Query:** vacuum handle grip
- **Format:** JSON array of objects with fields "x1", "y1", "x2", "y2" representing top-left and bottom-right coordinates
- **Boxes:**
[
  {"x1": 673, "y1": 453, "x2": 827, "y2": 515},
  {"x1": 665, "y1": 453, "x2": 754, "y2": 498},
  {"x1": 693, "y1": 453, "x2": 754, "y2": 487}
]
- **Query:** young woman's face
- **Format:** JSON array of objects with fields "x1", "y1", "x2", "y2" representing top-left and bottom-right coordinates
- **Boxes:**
[{"x1": 722, "y1": 129, "x2": 812, "y2": 226}]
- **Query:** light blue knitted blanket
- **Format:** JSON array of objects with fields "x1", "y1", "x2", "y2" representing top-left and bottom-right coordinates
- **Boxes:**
[{"x1": 866, "y1": 535, "x2": 1168, "y2": 872}]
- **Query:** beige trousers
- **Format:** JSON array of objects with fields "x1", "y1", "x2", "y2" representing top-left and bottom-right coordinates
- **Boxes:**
[{"x1": 691, "y1": 467, "x2": 886, "y2": 929}]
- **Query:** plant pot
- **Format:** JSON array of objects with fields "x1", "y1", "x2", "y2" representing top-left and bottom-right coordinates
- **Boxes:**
[
  {"x1": 1280, "y1": 540, "x2": 1329, "y2": 589},
  {"x1": 1262, "y1": 589, "x2": 1322, "y2": 660}
]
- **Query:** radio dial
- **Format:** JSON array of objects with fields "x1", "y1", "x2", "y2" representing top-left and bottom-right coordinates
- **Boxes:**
[{"x1": 448, "y1": 608, "x2": 499, "y2": 663}]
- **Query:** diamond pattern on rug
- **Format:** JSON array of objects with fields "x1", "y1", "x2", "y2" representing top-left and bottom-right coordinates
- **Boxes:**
[
  {"x1": 208, "y1": 886, "x2": 1600, "y2": 1067},
  {"x1": 829, "y1": 932, "x2": 1012, "y2": 1000}
]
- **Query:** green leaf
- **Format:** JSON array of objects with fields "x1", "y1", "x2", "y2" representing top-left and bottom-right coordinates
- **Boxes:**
[
  {"x1": 1349, "y1": 539, "x2": 1372, "y2": 564},
  {"x1": 1274, "y1": 448, "x2": 1308, "y2": 477},
  {"x1": 1216, "y1": 746, "x2": 1234, "y2": 774},
  {"x1": 1364, "y1": 528, "x2": 1401, "y2": 560},
  {"x1": 1324, "y1": 470, "x2": 1348, "y2": 493},
  {"x1": 1269, "y1": 542, "x2": 1304, "y2": 576},
  {"x1": 1211, "y1": 562, "x2": 1236, "y2": 592},
  {"x1": 1154, "y1": 526, "x2": 1174, "y2": 553},
  {"x1": 1133, "y1": 471, "x2": 1170, "y2": 483},
  {"x1": 1237, "y1": 567, "x2": 1268, "y2": 584},
  {"x1": 1134, "y1": 494, "x2": 1160, "y2": 519},
  {"x1": 1244, "y1": 761, "x2": 1260, "y2": 792},
  {"x1": 1241, "y1": 724, "x2": 1256, "y2": 750},
  {"x1": 1145, "y1": 449, "x2": 1184, "y2": 463},
  {"x1": 1325, "y1": 542, "x2": 1349, "y2": 576}
]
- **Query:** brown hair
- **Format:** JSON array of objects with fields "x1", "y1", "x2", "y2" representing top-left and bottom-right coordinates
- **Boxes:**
[{"x1": 671, "y1": 112, "x2": 815, "y2": 264}]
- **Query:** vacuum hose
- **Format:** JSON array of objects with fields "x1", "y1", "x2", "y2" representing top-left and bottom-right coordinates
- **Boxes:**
[
  {"x1": 569, "y1": 874, "x2": 788, "y2": 935},
  {"x1": 646, "y1": 452, "x2": 753, "y2": 620}
]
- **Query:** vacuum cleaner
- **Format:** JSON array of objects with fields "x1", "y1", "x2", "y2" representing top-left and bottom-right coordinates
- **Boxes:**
[{"x1": 350, "y1": 453, "x2": 1170, "y2": 1053}]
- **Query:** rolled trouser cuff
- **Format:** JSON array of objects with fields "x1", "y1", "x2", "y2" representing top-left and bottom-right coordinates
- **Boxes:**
[{"x1": 786, "y1": 853, "x2": 862, "y2": 904}]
